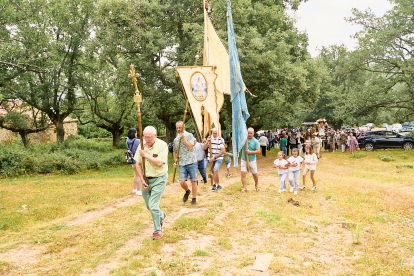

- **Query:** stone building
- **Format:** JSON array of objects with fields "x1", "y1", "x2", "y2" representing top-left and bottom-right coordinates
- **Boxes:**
[
  {"x1": 0, "y1": 101, "x2": 78, "y2": 144},
  {"x1": 0, "y1": 119, "x2": 78, "y2": 145}
]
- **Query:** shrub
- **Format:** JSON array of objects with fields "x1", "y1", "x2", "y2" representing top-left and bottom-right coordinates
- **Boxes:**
[
  {"x1": 0, "y1": 136, "x2": 125, "y2": 178},
  {"x1": 377, "y1": 154, "x2": 396, "y2": 162}
]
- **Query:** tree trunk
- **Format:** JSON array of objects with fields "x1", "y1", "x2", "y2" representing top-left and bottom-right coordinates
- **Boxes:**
[
  {"x1": 111, "y1": 127, "x2": 123, "y2": 147},
  {"x1": 19, "y1": 131, "x2": 29, "y2": 148},
  {"x1": 55, "y1": 119, "x2": 65, "y2": 144},
  {"x1": 333, "y1": 120, "x2": 343, "y2": 130},
  {"x1": 165, "y1": 121, "x2": 176, "y2": 143}
]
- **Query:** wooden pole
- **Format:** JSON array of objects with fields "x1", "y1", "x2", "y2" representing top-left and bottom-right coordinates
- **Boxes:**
[
  {"x1": 129, "y1": 64, "x2": 147, "y2": 184},
  {"x1": 208, "y1": 113, "x2": 214, "y2": 186},
  {"x1": 243, "y1": 111, "x2": 250, "y2": 173},
  {"x1": 245, "y1": 140, "x2": 250, "y2": 173},
  {"x1": 172, "y1": 100, "x2": 189, "y2": 183}
]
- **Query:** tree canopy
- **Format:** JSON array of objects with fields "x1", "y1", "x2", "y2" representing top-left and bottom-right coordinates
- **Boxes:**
[{"x1": 2, "y1": 0, "x2": 413, "y2": 146}]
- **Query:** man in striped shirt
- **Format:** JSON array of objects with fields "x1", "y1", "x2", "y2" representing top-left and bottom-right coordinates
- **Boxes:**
[{"x1": 203, "y1": 128, "x2": 226, "y2": 190}]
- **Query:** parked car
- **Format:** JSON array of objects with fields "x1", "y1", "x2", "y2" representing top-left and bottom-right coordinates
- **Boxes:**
[
  {"x1": 357, "y1": 131, "x2": 414, "y2": 151},
  {"x1": 341, "y1": 126, "x2": 356, "y2": 131},
  {"x1": 401, "y1": 127, "x2": 414, "y2": 132},
  {"x1": 402, "y1": 122, "x2": 414, "y2": 127}
]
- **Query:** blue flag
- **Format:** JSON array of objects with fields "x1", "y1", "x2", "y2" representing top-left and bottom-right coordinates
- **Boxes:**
[{"x1": 227, "y1": 0, "x2": 249, "y2": 167}]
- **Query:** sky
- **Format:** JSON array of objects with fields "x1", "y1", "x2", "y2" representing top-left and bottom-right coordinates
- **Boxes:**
[{"x1": 288, "y1": 0, "x2": 394, "y2": 57}]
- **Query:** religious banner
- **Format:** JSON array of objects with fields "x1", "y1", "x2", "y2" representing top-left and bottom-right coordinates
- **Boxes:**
[
  {"x1": 175, "y1": 66, "x2": 221, "y2": 136},
  {"x1": 203, "y1": 1, "x2": 230, "y2": 96}
]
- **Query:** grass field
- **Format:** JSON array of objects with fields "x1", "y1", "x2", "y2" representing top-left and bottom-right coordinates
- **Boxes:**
[{"x1": 0, "y1": 148, "x2": 413, "y2": 275}]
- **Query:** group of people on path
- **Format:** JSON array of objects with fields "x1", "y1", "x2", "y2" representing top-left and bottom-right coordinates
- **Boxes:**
[{"x1": 125, "y1": 124, "x2": 325, "y2": 240}]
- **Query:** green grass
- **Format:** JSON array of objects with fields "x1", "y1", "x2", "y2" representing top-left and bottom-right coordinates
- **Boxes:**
[
  {"x1": 351, "y1": 152, "x2": 366, "y2": 158},
  {"x1": 194, "y1": 248, "x2": 208, "y2": 256}
]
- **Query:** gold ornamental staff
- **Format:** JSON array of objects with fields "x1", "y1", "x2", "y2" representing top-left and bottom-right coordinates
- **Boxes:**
[{"x1": 128, "y1": 64, "x2": 148, "y2": 184}]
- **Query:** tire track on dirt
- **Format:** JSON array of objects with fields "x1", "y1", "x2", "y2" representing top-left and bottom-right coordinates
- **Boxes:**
[{"x1": 80, "y1": 172, "x2": 247, "y2": 275}]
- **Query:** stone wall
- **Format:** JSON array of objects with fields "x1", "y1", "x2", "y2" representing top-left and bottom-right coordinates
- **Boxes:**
[
  {"x1": 0, "y1": 119, "x2": 78, "y2": 145},
  {"x1": 0, "y1": 128, "x2": 15, "y2": 144}
]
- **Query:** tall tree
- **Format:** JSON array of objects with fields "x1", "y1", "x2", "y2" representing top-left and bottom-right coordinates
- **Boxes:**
[
  {"x1": 92, "y1": 0, "x2": 322, "y2": 141},
  {"x1": 344, "y1": 0, "x2": 414, "y2": 119},
  {"x1": 0, "y1": 0, "x2": 94, "y2": 143},
  {"x1": 207, "y1": 0, "x2": 327, "y2": 130},
  {"x1": 76, "y1": 59, "x2": 136, "y2": 146}
]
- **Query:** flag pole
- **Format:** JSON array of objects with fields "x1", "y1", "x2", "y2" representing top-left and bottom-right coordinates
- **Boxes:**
[
  {"x1": 245, "y1": 141, "x2": 250, "y2": 173},
  {"x1": 128, "y1": 64, "x2": 147, "y2": 184},
  {"x1": 208, "y1": 113, "x2": 214, "y2": 186}
]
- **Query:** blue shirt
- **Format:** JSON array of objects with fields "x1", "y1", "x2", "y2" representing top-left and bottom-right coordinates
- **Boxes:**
[
  {"x1": 241, "y1": 137, "x2": 260, "y2": 162},
  {"x1": 126, "y1": 138, "x2": 140, "y2": 156}
]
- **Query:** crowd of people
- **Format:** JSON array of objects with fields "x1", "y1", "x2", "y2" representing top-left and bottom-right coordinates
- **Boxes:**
[
  {"x1": 255, "y1": 127, "x2": 361, "y2": 157},
  {"x1": 125, "y1": 123, "x2": 362, "y2": 240}
]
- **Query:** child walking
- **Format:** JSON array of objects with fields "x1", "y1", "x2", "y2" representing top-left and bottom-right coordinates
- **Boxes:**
[
  {"x1": 301, "y1": 145, "x2": 318, "y2": 191},
  {"x1": 273, "y1": 151, "x2": 289, "y2": 193},
  {"x1": 287, "y1": 148, "x2": 303, "y2": 195},
  {"x1": 223, "y1": 149, "x2": 233, "y2": 177}
]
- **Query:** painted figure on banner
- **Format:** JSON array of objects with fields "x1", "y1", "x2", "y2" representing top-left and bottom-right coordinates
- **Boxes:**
[{"x1": 191, "y1": 73, "x2": 207, "y2": 101}]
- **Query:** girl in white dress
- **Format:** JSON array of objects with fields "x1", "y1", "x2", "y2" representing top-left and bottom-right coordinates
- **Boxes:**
[{"x1": 301, "y1": 145, "x2": 318, "y2": 191}]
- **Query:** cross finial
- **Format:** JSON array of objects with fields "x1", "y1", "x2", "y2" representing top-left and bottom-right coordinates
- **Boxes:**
[
  {"x1": 128, "y1": 64, "x2": 142, "y2": 104},
  {"x1": 128, "y1": 64, "x2": 140, "y2": 89},
  {"x1": 194, "y1": 44, "x2": 202, "y2": 66}
]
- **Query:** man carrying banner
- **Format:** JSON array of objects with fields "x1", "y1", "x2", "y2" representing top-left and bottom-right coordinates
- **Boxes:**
[
  {"x1": 203, "y1": 128, "x2": 226, "y2": 190},
  {"x1": 134, "y1": 126, "x2": 168, "y2": 240},
  {"x1": 173, "y1": 121, "x2": 198, "y2": 205},
  {"x1": 241, "y1": 127, "x2": 261, "y2": 193}
]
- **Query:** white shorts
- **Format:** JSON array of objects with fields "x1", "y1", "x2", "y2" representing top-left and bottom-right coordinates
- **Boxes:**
[
  {"x1": 241, "y1": 160, "x2": 258, "y2": 174},
  {"x1": 305, "y1": 164, "x2": 316, "y2": 171},
  {"x1": 226, "y1": 162, "x2": 231, "y2": 169}
]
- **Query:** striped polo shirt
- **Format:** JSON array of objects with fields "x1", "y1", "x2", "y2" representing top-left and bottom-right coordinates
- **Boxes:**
[{"x1": 207, "y1": 136, "x2": 225, "y2": 160}]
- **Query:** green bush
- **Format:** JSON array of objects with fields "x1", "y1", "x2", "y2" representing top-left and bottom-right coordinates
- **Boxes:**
[
  {"x1": 377, "y1": 154, "x2": 396, "y2": 162},
  {"x1": 396, "y1": 164, "x2": 413, "y2": 169},
  {"x1": 0, "y1": 136, "x2": 125, "y2": 178}
]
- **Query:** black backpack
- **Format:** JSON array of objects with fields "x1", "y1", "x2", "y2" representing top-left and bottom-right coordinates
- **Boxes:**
[{"x1": 125, "y1": 139, "x2": 136, "y2": 164}]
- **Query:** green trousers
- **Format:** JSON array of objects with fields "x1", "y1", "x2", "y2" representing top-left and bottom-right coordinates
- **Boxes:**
[{"x1": 141, "y1": 173, "x2": 167, "y2": 234}]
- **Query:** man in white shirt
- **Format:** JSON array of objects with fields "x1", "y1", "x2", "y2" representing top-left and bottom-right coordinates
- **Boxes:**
[
  {"x1": 258, "y1": 133, "x2": 269, "y2": 156},
  {"x1": 203, "y1": 128, "x2": 226, "y2": 190}
]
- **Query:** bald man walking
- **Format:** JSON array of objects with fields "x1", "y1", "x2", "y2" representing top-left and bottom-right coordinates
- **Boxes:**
[{"x1": 135, "y1": 126, "x2": 168, "y2": 240}]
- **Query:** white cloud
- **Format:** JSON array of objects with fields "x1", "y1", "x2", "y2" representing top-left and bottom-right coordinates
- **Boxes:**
[{"x1": 288, "y1": 0, "x2": 394, "y2": 57}]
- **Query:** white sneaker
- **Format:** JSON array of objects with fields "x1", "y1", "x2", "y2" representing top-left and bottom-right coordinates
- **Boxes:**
[
  {"x1": 294, "y1": 191, "x2": 298, "y2": 195},
  {"x1": 278, "y1": 189, "x2": 282, "y2": 193},
  {"x1": 132, "y1": 189, "x2": 137, "y2": 194},
  {"x1": 289, "y1": 187, "x2": 294, "y2": 192},
  {"x1": 282, "y1": 189, "x2": 287, "y2": 192},
  {"x1": 136, "y1": 190, "x2": 142, "y2": 196},
  {"x1": 311, "y1": 186, "x2": 317, "y2": 191}
]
